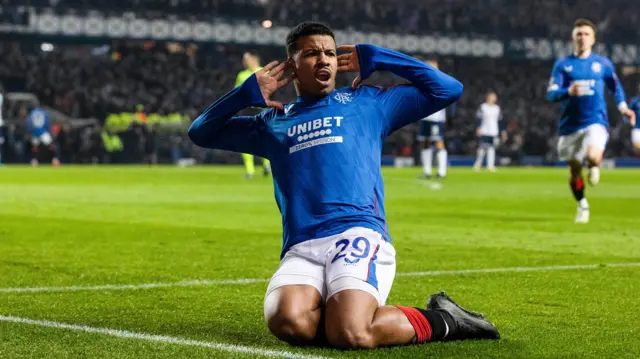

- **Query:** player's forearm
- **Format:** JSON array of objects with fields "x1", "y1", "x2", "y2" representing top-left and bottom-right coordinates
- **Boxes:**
[
  {"x1": 356, "y1": 45, "x2": 463, "y2": 107},
  {"x1": 628, "y1": 101, "x2": 640, "y2": 123},
  {"x1": 613, "y1": 94, "x2": 629, "y2": 116},
  {"x1": 188, "y1": 75, "x2": 266, "y2": 148},
  {"x1": 605, "y1": 72, "x2": 628, "y2": 112}
]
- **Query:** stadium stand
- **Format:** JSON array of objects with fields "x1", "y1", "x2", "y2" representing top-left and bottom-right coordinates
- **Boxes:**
[
  {"x1": 2, "y1": 0, "x2": 639, "y2": 39},
  {"x1": 1, "y1": 0, "x2": 639, "y2": 164}
]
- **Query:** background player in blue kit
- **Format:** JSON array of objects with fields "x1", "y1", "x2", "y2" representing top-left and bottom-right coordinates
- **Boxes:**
[
  {"x1": 628, "y1": 90, "x2": 640, "y2": 155},
  {"x1": 26, "y1": 106, "x2": 60, "y2": 167},
  {"x1": 546, "y1": 18, "x2": 635, "y2": 223},
  {"x1": 417, "y1": 58, "x2": 454, "y2": 179},
  {"x1": 189, "y1": 21, "x2": 499, "y2": 349}
]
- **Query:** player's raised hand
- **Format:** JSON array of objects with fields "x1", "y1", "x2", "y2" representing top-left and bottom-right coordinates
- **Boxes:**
[
  {"x1": 568, "y1": 83, "x2": 584, "y2": 97},
  {"x1": 255, "y1": 60, "x2": 295, "y2": 111},
  {"x1": 337, "y1": 45, "x2": 361, "y2": 89}
]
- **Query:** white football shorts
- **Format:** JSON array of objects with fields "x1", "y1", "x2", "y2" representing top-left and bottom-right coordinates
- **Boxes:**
[
  {"x1": 31, "y1": 132, "x2": 53, "y2": 147},
  {"x1": 632, "y1": 129, "x2": 640, "y2": 146},
  {"x1": 557, "y1": 124, "x2": 609, "y2": 162},
  {"x1": 265, "y1": 227, "x2": 396, "y2": 306}
]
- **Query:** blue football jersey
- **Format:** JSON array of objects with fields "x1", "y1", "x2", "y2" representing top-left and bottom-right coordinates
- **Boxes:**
[
  {"x1": 27, "y1": 108, "x2": 51, "y2": 137},
  {"x1": 547, "y1": 53, "x2": 627, "y2": 136},
  {"x1": 629, "y1": 97, "x2": 640, "y2": 129},
  {"x1": 189, "y1": 44, "x2": 463, "y2": 257}
]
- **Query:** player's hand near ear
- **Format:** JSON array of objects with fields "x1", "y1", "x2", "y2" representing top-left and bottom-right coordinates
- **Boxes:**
[{"x1": 255, "y1": 60, "x2": 296, "y2": 110}]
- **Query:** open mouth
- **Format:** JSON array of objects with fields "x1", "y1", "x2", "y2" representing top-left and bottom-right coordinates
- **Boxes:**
[{"x1": 315, "y1": 70, "x2": 331, "y2": 82}]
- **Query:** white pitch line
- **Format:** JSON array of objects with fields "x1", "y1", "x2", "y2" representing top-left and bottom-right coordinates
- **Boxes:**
[
  {"x1": 1, "y1": 262, "x2": 640, "y2": 294},
  {"x1": 0, "y1": 315, "x2": 331, "y2": 359},
  {"x1": 395, "y1": 262, "x2": 640, "y2": 277},
  {"x1": 0, "y1": 278, "x2": 270, "y2": 294}
]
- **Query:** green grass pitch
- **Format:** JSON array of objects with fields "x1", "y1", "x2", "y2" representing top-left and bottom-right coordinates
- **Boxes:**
[{"x1": 0, "y1": 166, "x2": 639, "y2": 359}]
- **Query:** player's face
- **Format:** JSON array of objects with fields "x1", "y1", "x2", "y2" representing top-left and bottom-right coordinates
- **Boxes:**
[
  {"x1": 242, "y1": 53, "x2": 250, "y2": 68},
  {"x1": 487, "y1": 93, "x2": 497, "y2": 104},
  {"x1": 242, "y1": 53, "x2": 258, "y2": 69},
  {"x1": 290, "y1": 35, "x2": 338, "y2": 97},
  {"x1": 572, "y1": 26, "x2": 595, "y2": 53}
]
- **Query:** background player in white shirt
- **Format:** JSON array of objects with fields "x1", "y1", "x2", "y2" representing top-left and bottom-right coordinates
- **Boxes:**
[
  {"x1": 417, "y1": 59, "x2": 450, "y2": 179},
  {"x1": 473, "y1": 92, "x2": 506, "y2": 171}
]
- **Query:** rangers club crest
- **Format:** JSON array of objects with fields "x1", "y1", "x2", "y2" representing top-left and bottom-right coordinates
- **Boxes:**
[
  {"x1": 284, "y1": 103, "x2": 294, "y2": 115},
  {"x1": 334, "y1": 92, "x2": 353, "y2": 104},
  {"x1": 591, "y1": 62, "x2": 602, "y2": 73}
]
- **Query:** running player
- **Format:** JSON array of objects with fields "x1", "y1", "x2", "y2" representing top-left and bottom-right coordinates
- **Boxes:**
[{"x1": 546, "y1": 18, "x2": 635, "y2": 223}]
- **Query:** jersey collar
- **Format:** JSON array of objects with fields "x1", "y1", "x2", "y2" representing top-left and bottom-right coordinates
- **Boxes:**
[
  {"x1": 572, "y1": 51, "x2": 593, "y2": 60},
  {"x1": 295, "y1": 90, "x2": 337, "y2": 107}
]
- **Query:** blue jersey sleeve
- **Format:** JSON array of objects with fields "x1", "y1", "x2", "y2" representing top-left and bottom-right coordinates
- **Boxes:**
[
  {"x1": 356, "y1": 45, "x2": 463, "y2": 136},
  {"x1": 603, "y1": 59, "x2": 627, "y2": 109},
  {"x1": 547, "y1": 59, "x2": 569, "y2": 102},
  {"x1": 188, "y1": 75, "x2": 270, "y2": 157}
]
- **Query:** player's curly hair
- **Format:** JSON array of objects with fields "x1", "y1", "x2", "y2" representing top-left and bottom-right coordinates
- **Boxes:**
[{"x1": 286, "y1": 21, "x2": 335, "y2": 56}]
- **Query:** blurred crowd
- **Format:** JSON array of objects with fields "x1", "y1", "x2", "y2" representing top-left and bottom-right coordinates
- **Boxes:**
[
  {"x1": 0, "y1": 118, "x2": 189, "y2": 165},
  {"x1": 1, "y1": 38, "x2": 638, "y2": 165},
  {"x1": 3, "y1": 0, "x2": 639, "y2": 41}
]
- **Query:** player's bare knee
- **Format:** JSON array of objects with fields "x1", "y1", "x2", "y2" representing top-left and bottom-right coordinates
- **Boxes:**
[
  {"x1": 584, "y1": 146, "x2": 602, "y2": 165},
  {"x1": 326, "y1": 322, "x2": 376, "y2": 349},
  {"x1": 586, "y1": 154, "x2": 602, "y2": 167},
  {"x1": 266, "y1": 309, "x2": 316, "y2": 345}
]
